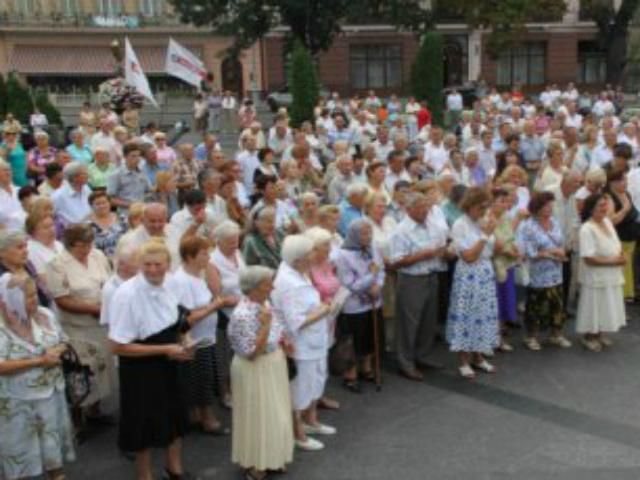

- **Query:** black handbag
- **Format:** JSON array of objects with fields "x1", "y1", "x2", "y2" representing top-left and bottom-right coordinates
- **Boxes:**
[
  {"x1": 286, "y1": 356, "x2": 298, "y2": 381},
  {"x1": 60, "y1": 344, "x2": 93, "y2": 408}
]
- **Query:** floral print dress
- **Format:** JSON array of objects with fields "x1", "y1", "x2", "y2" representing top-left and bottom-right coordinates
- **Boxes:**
[{"x1": 0, "y1": 308, "x2": 75, "y2": 480}]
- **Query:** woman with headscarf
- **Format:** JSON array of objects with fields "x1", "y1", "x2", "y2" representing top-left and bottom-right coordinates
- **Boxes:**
[
  {"x1": 334, "y1": 219, "x2": 385, "y2": 392},
  {"x1": 0, "y1": 273, "x2": 75, "y2": 480},
  {"x1": 242, "y1": 206, "x2": 283, "y2": 270}
]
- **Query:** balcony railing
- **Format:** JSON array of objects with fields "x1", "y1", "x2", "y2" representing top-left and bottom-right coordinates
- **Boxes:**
[{"x1": 0, "y1": 11, "x2": 183, "y2": 27}]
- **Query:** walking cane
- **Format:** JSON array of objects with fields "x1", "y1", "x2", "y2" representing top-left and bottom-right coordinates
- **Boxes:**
[{"x1": 371, "y1": 301, "x2": 382, "y2": 392}]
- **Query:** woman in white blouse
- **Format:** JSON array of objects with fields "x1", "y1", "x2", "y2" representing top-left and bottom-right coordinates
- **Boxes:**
[
  {"x1": 26, "y1": 212, "x2": 64, "y2": 286},
  {"x1": 167, "y1": 235, "x2": 233, "y2": 434},
  {"x1": 108, "y1": 240, "x2": 197, "y2": 480},
  {"x1": 271, "y1": 235, "x2": 333, "y2": 452},
  {"x1": 208, "y1": 220, "x2": 245, "y2": 409},
  {"x1": 228, "y1": 266, "x2": 294, "y2": 480},
  {"x1": 576, "y1": 193, "x2": 626, "y2": 351}
]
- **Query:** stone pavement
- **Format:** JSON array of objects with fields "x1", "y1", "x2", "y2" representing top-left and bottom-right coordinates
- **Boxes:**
[{"x1": 66, "y1": 310, "x2": 640, "y2": 480}]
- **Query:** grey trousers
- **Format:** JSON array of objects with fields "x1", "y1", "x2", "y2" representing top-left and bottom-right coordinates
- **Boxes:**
[{"x1": 395, "y1": 272, "x2": 439, "y2": 372}]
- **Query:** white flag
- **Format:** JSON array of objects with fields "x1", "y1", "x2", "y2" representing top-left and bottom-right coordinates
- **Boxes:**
[
  {"x1": 124, "y1": 37, "x2": 158, "y2": 108},
  {"x1": 165, "y1": 38, "x2": 206, "y2": 88}
]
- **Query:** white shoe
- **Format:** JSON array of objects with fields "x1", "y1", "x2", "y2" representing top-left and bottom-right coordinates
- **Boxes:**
[
  {"x1": 473, "y1": 360, "x2": 496, "y2": 374},
  {"x1": 303, "y1": 423, "x2": 337, "y2": 435},
  {"x1": 482, "y1": 350, "x2": 495, "y2": 358},
  {"x1": 599, "y1": 335, "x2": 614, "y2": 348},
  {"x1": 459, "y1": 364, "x2": 476, "y2": 379},
  {"x1": 524, "y1": 337, "x2": 541, "y2": 351},
  {"x1": 548, "y1": 335, "x2": 572, "y2": 348},
  {"x1": 295, "y1": 437, "x2": 324, "y2": 451}
]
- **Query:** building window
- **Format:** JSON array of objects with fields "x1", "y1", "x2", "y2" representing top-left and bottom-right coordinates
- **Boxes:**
[
  {"x1": 60, "y1": 0, "x2": 78, "y2": 16},
  {"x1": 350, "y1": 45, "x2": 402, "y2": 90},
  {"x1": 97, "y1": 0, "x2": 122, "y2": 16},
  {"x1": 496, "y1": 42, "x2": 546, "y2": 86},
  {"x1": 140, "y1": 0, "x2": 163, "y2": 16},
  {"x1": 14, "y1": 0, "x2": 36, "y2": 15},
  {"x1": 578, "y1": 41, "x2": 606, "y2": 84}
]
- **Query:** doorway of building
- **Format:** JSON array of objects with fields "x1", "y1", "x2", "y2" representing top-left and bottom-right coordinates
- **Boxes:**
[
  {"x1": 443, "y1": 36, "x2": 469, "y2": 86},
  {"x1": 221, "y1": 56, "x2": 243, "y2": 97}
]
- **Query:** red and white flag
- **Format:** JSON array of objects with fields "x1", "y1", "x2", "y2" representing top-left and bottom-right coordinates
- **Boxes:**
[
  {"x1": 124, "y1": 37, "x2": 158, "y2": 108},
  {"x1": 165, "y1": 37, "x2": 206, "y2": 88}
]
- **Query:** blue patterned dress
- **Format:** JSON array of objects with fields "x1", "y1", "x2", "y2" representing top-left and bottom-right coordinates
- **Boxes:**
[{"x1": 446, "y1": 215, "x2": 500, "y2": 352}]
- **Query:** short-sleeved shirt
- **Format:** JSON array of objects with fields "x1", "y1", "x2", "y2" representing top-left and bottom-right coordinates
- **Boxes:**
[
  {"x1": 51, "y1": 183, "x2": 92, "y2": 225},
  {"x1": 228, "y1": 297, "x2": 285, "y2": 358},
  {"x1": 106, "y1": 166, "x2": 151, "y2": 205},
  {"x1": 518, "y1": 217, "x2": 564, "y2": 288}
]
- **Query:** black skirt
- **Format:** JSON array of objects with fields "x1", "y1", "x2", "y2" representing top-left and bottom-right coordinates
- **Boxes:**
[
  {"x1": 338, "y1": 309, "x2": 383, "y2": 358},
  {"x1": 118, "y1": 322, "x2": 189, "y2": 453},
  {"x1": 180, "y1": 344, "x2": 217, "y2": 408}
]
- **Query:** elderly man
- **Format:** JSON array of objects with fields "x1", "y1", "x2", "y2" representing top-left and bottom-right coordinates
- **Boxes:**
[
  {"x1": 107, "y1": 141, "x2": 150, "y2": 211},
  {"x1": 327, "y1": 154, "x2": 355, "y2": 205},
  {"x1": 337, "y1": 183, "x2": 367, "y2": 237},
  {"x1": 372, "y1": 125, "x2": 394, "y2": 164},
  {"x1": 38, "y1": 162, "x2": 64, "y2": 197},
  {"x1": 195, "y1": 133, "x2": 222, "y2": 164},
  {"x1": 268, "y1": 121, "x2": 293, "y2": 164},
  {"x1": 424, "y1": 127, "x2": 448, "y2": 175},
  {"x1": 385, "y1": 150, "x2": 411, "y2": 192},
  {"x1": 88, "y1": 146, "x2": 116, "y2": 190},
  {"x1": 52, "y1": 162, "x2": 92, "y2": 226},
  {"x1": 520, "y1": 120, "x2": 545, "y2": 182},
  {"x1": 547, "y1": 170, "x2": 582, "y2": 311},
  {"x1": 117, "y1": 202, "x2": 179, "y2": 269},
  {"x1": 592, "y1": 129, "x2": 618, "y2": 169},
  {"x1": 478, "y1": 130, "x2": 496, "y2": 177},
  {"x1": 172, "y1": 143, "x2": 200, "y2": 205},
  {"x1": 199, "y1": 169, "x2": 228, "y2": 221},
  {"x1": 91, "y1": 117, "x2": 118, "y2": 164},
  {"x1": 0, "y1": 160, "x2": 26, "y2": 231},
  {"x1": 389, "y1": 192, "x2": 447, "y2": 381},
  {"x1": 236, "y1": 135, "x2": 261, "y2": 195}
]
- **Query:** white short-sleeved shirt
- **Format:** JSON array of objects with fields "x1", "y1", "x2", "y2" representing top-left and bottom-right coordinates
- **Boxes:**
[
  {"x1": 108, "y1": 273, "x2": 179, "y2": 344},
  {"x1": 166, "y1": 267, "x2": 217, "y2": 345},
  {"x1": 100, "y1": 274, "x2": 124, "y2": 326},
  {"x1": 451, "y1": 214, "x2": 494, "y2": 260},
  {"x1": 27, "y1": 239, "x2": 64, "y2": 276},
  {"x1": 0, "y1": 185, "x2": 26, "y2": 231}
]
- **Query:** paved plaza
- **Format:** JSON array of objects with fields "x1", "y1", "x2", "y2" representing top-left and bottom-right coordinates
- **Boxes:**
[{"x1": 66, "y1": 309, "x2": 640, "y2": 480}]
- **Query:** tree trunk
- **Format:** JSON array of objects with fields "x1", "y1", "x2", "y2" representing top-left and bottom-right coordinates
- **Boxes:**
[{"x1": 606, "y1": 26, "x2": 629, "y2": 86}]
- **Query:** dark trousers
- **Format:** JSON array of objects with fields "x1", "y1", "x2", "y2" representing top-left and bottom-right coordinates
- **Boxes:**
[{"x1": 395, "y1": 272, "x2": 439, "y2": 372}]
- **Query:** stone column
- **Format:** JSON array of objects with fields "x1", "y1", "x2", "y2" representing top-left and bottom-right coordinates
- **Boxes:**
[{"x1": 468, "y1": 29, "x2": 482, "y2": 82}]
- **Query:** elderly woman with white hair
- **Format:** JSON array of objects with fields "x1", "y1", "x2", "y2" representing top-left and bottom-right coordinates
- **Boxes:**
[
  {"x1": 243, "y1": 206, "x2": 283, "y2": 270},
  {"x1": 88, "y1": 146, "x2": 116, "y2": 190},
  {"x1": 209, "y1": 220, "x2": 245, "y2": 408},
  {"x1": 27, "y1": 130, "x2": 56, "y2": 184},
  {"x1": 0, "y1": 159, "x2": 26, "y2": 231},
  {"x1": 272, "y1": 234, "x2": 334, "y2": 451},
  {"x1": 293, "y1": 191, "x2": 320, "y2": 232},
  {"x1": 66, "y1": 128, "x2": 93, "y2": 165},
  {"x1": 0, "y1": 273, "x2": 75, "y2": 480},
  {"x1": 228, "y1": 265, "x2": 294, "y2": 480},
  {"x1": 465, "y1": 147, "x2": 490, "y2": 186},
  {"x1": 51, "y1": 162, "x2": 92, "y2": 228}
]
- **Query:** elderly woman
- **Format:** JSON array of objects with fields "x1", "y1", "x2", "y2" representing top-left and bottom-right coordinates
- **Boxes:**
[
  {"x1": 605, "y1": 167, "x2": 640, "y2": 302},
  {"x1": 0, "y1": 230, "x2": 53, "y2": 308},
  {"x1": 88, "y1": 191, "x2": 128, "y2": 259},
  {"x1": 535, "y1": 141, "x2": 566, "y2": 192},
  {"x1": 491, "y1": 187, "x2": 521, "y2": 352},
  {"x1": 88, "y1": 146, "x2": 116, "y2": 190},
  {"x1": 208, "y1": 221, "x2": 245, "y2": 408},
  {"x1": 366, "y1": 162, "x2": 391, "y2": 205},
  {"x1": 220, "y1": 174, "x2": 248, "y2": 228},
  {"x1": 243, "y1": 206, "x2": 283, "y2": 269},
  {"x1": 51, "y1": 162, "x2": 92, "y2": 228},
  {"x1": 272, "y1": 235, "x2": 333, "y2": 451},
  {"x1": 576, "y1": 193, "x2": 626, "y2": 351},
  {"x1": 293, "y1": 191, "x2": 320, "y2": 232},
  {"x1": 167, "y1": 235, "x2": 232, "y2": 434},
  {"x1": 154, "y1": 131, "x2": 177, "y2": 169},
  {"x1": 27, "y1": 130, "x2": 56, "y2": 184},
  {"x1": 576, "y1": 167, "x2": 606, "y2": 214},
  {"x1": 228, "y1": 266, "x2": 294, "y2": 480},
  {"x1": 0, "y1": 274, "x2": 75, "y2": 480},
  {"x1": 334, "y1": 219, "x2": 385, "y2": 391},
  {"x1": 317, "y1": 205, "x2": 343, "y2": 255},
  {"x1": 447, "y1": 187, "x2": 500, "y2": 378},
  {"x1": 0, "y1": 159, "x2": 27, "y2": 231},
  {"x1": 26, "y1": 212, "x2": 64, "y2": 285},
  {"x1": 108, "y1": 241, "x2": 196, "y2": 480},
  {"x1": 46, "y1": 224, "x2": 114, "y2": 416},
  {"x1": 251, "y1": 175, "x2": 296, "y2": 231},
  {"x1": 66, "y1": 128, "x2": 93, "y2": 165},
  {"x1": 519, "y1": 191, "x2": 571, "y2": 351}
]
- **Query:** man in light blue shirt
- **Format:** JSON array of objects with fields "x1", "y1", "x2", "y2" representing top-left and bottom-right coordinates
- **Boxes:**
[{"x1": 337, "y1": 183, "x2": 367, "y2": 237}]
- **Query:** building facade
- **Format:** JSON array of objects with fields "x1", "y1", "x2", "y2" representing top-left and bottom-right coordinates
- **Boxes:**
[
  {"x1": 0, "y1": 0, "x2": 262, "y2": 96},
  {"x1": 262, "y1": 0, "x2": 606, "y2": 95}
]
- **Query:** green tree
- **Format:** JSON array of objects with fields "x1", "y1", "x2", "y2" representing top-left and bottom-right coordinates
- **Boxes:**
[
  {"x1": 5, "y1": 73, "x2": 33, "y2": 125},
  {"x1": 169, "y1": 0, "x2": 432, "y2": 55},
  {"x1": 289, "y1": 40, "x2": 319, "y2": 128},
  {"x1": 0, "y1": 74, "x2": 7, "y2": 119},
  {"x1": 34, "y1": 89, "x2": 63, "y2": 127},
  {"x1": 411, "y1": 32, "x2": 444, "y2": 126},
  {"x1": 581, "y1": 0, "x2": 640, "y2": 85}
]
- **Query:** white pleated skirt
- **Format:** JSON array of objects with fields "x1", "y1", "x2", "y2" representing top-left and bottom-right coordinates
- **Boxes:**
[
  {"x1": 576, "y1": 284, "x2": 626, "y2": 334},
  {"x1": 231, "y1": 349, "x2": 294, "y2": 471}
]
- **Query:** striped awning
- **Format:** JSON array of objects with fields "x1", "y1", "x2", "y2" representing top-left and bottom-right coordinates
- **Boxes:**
[{"x1": 8, "y1": 45, "x2": 176, "y2": 75}]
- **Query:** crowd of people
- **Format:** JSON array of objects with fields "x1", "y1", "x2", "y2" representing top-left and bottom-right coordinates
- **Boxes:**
[{"x1": 0, "y1": 81, "x2": 636, "y2": 480}]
